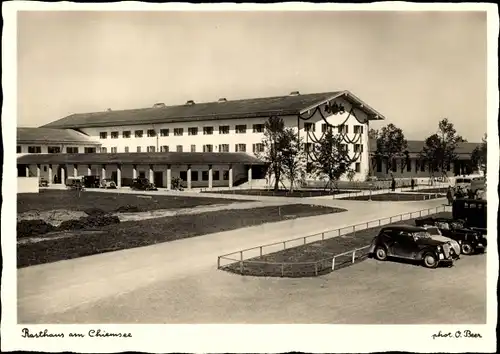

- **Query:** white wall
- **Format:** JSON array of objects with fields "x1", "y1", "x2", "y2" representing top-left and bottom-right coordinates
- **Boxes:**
[{"x1": 18, "y1": 177, "x2": 39, "y2": 194}]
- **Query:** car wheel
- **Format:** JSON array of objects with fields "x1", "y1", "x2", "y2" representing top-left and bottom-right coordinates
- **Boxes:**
[
  {"x1": 374, "y1": 246, "x2": 388, "y2": 261},
  {"x1": 461, "y1": 242, "x2": 474, "y2": 255},
  {"x1": 423, "y1": 253, "x2": 438, "y2": 269}
]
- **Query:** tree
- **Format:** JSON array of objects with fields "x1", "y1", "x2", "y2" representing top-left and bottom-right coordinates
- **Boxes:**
[
  {"x1": 312, "y1": 129, "x2": 351, "y2": 191},
  {"x1": 280, "y1": 128, "x2": 306, "y2": 192},
  {"x1": 471, "y1": 133, "x2": 487, "y2": 174},
  {"x1": 375, "y1": 124, "x2": 408, "y2": 174},
  {"x1": 368, "y1": 128, "x2": 379, "y2": 140},
  {"x1": 421, "y1": 118, "x2": 465, "y2": 177},
  {"x1": 256, "y1": 116, "x2": 287, "y2": 191},
  {"x1": 420, "y1": 134, "x2": 443, "y2": 178}
]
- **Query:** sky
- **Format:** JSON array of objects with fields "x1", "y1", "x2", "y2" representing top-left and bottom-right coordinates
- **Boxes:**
[{"x1": 17, "y1": 10, "x2": 487, "y2": 141}]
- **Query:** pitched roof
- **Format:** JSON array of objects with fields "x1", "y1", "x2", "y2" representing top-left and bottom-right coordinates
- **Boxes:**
[
  {"x1": 369, "y1": 138, "x2": 479, "y2": 156},
  {"x1": 16, "y1": 152, "x2": 265, "y2": 166},
  {"x1": 17, "y1": 127, "x2": 100, "y2": 145},
  {"x1": 42, "y1": 90, "x2": 385, "y2": 129}
]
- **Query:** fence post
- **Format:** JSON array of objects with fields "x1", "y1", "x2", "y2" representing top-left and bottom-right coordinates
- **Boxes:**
[
  {"x1": 217, "y1": 256, "x2": 220, "y2": 269},
  {"x1": 281, "y1": 263, "x2": 285, "y2": 277},
  {"x1": 260, "y1": 246, "x2": 262, "y2": 257},
  {"x1": 379, "y1": 219, "x2": 381, "y2": 226},
  {"x1": 390, "y1": 216, "x2": 392, "y2": 223},
  {"x1": 315, "y1": 263, "x2": 318, "y2": 276},
  {"x1": 332, "y1": 257, "x2": 336, "y2": 271},
  {"x1": 283, "y1": 241, "x2": 286, "y2": 250},
  {"x1": 435, "y1": 206, "x2": 438, "y2": 214},
  {"x1": 419, "y1": 210, "x2": 422, "y2": 217},
  {"x1": 304, "y1": 236, "x2": 307, "y2": 245},
  {"x1": 352, "y1": 250, "x2": 356, "y2": 263},
  {"x1": 322, "y1": 232, "x2": 325, "y2": 241},
  {"x1": 240, "y1": 251, "x2": 243, "y2": 261},
  {"x1": 240, "y1": 260, "x2": 243, "y2": 274}
]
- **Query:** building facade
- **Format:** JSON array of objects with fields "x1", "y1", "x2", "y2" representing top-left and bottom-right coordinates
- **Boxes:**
[{"x1": 18, "y1": 90, "x2": 386, "y2": 188}]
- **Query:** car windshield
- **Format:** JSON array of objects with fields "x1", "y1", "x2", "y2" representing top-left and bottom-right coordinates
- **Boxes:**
[{"x1": 412, "y1": 232, "x2": 431, "y2": 240}]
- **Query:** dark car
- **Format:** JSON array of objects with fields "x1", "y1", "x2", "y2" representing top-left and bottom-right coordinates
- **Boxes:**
[
  {"x1": 415, "y1": 217, "x2": 486, "y2": 255},
  {"x1": 131, "y1": 178, "x2": 158, "y2": 191},
  {"x1": 82, "y1": 175, "x2": 101, "y2": 188},
  {"x1": 369, "y1": 225, "x2": 459, "y2": 268},
  {"x1": 452, "y1": 198, "x2": 486, "y2": 230}
]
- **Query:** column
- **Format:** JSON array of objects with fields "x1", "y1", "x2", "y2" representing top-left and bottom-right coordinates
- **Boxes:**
[
  {"x1": 149, "y1": 165, "x2": 154, "y2": 183},
  {"x1": 87, "y1": 164, "x2": 92, "y2": 176},
  {"x1": 48, "y1": 164, "x2": 53, "y2": 185},
  {"x1": 208, "y1": 164, "x2": 213, "y2": 190},
  {"x1": 73, "y1": 164, "x2": 78, "y2": 177},
  {"x1": 116, "y1": 164, "x2": 122, "y2": 188},
  {"x1": 36, "y1": 164, "x2": 41, "y2": 180},
  {"x1": 60, "y1": 166, "x2": 65, "y2": 185},
  {"x1": 101, "y1": 165, "x2": 106, "y2": 180},
  {"x1": 248, "y1": 165, "x2": 253, "y2": 189},
  {"x1": 187, "y1": 165, "x2": 192, "y2": 189},
  {"x1": 133, "y1": 164, "x2": 137, "y2": 179},
  {"x1": 228, "y1": 164, "x2": 233, "y2": 188},
  {"x1": 166, "y1": 165, "x2": 172, "y2": 190},
  {"x1": 25, "y1": 165, "x2": 30, "y2": 177}
]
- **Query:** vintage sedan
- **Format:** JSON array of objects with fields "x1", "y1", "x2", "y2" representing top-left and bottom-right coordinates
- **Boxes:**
[
  {"x1": 131, "y1": 178, "x2": 158, "y2": 191},
  {"x1": 415, "y1": 216, "x2": 486, "y2": 255},
  {"x1": 420, "y1": 225, "x2": 461, "y2": 257},
  {"x1": 369, "y1": 225, "x2": 460, "y2": 268},
  {"x1": 100, "y1": 178, "x2": 117, "y2": 189}
]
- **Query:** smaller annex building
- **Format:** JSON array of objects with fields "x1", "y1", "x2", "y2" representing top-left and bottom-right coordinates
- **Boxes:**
[{"x1": 17, "y1": 152, "x2": 266, "y2": 189}]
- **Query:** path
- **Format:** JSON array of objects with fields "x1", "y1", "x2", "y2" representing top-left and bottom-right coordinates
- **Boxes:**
[{"x1": 18, "y1": 197, "x2": 446, "y2": 322}]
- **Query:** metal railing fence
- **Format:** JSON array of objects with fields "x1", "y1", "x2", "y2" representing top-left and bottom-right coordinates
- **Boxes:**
[{"x1": 218, "y1": 205, "x2": 451, "y2": 277}]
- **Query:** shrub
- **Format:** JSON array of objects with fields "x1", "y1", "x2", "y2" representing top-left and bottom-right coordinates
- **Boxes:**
[
  {"x1": 58, "y1": 215, "x2": 120, "y2": 231},
  {"x1": 115, "y1": 204, "x2": 141, "y2": 213},
  {"x1": 84, "y1": 208, "x2": 107, "y2": 216},
  {"x1": 17, "y1": 219, "x2": 55, "y2": 238}
]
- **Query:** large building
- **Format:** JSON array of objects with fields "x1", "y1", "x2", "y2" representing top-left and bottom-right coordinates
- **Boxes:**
[
  {"x1": 16, "y1": 89, "x2": 481, "y2": 189},
  {"x1": 17, "y1": 90, "x2": 384, "y2": 188}
]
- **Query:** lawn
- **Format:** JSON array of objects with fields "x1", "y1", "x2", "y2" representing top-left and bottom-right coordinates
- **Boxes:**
[
  {"x1": 340, "y1": 193, "x2": 445, "y2": 201},
  {"x1": 17, "y1": 204, "x2": 346, "y2": 268},
  {"x1": 416, "y1": 187, "x2": 450, "y2": 194},
  {"x1": 17, "y1": 189, "x2": 247, "y2": 213},
  {"x1": 222, "y1": 211, "x2": 452, "y2": 277},
  {"x1": 204, "y1": 189, "x2": 358, "y2": 198}
]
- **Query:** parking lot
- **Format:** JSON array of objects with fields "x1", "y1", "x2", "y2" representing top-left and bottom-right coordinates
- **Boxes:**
[{"x1": 19, "y1": 251, "x2": 486, "y2": 324}]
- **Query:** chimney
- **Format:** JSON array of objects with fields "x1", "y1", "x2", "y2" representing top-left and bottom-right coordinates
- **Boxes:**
[
  {"x1": 289, "y1": 91, "x2": 300, "y2": 96},
  {"x1": 185, "y1": 100, "x2": 195, "y2": 105},
  {"x1": 217, "y1": 98, "x2": 227, "y2": 103},
  {"x1": 153, "y1": 103, "x2": 166, "y2": 108}
]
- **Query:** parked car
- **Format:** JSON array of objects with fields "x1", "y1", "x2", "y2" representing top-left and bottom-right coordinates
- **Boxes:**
[
  {"x1": 100, "y1": 178, "x2": 117, "y2": 189},
  {"x1": 38, "y1": 178, "x2": 48, "y2": 187},
  {"x1": 415, "y1": 216, "x2": 486, "y2": 255},
  {"x1": 66, "y1": 176, "x2": 85, "y2": 190},
  {"x1": 418, "y1": 225, "x2": 461, "y2": 256},
  {"x1": 82, "y1": 175, "x2": 101, "y2": 188},
  {"x1": 452, "y1": 198, "x2": 487, "y2": 233},
  {"x1": 369, "y1": 225, "x2": 459, "y2": 268},
  {"x1": 131, "y1": 178, "x2": 158, "y2": 191}
]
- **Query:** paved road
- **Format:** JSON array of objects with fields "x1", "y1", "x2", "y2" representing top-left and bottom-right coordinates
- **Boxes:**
[
  {"x1": 18, "y1": 197, "x2": 451, "y2": 322},
  {"x1": 20, "y1": 253, "x2": 486, "y2": 324}
]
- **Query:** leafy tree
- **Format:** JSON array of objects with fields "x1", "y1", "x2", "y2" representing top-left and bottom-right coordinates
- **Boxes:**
[
  {"x1": 374, "y1": 124, "x2": 408, "y2": 174},
  {"x1": 256, "y1": 116, "x2": 287, "y2": 191},
  {"x1": 280, "y1": 128, "x2": 306, "y2": 192},
  {"x1": 368, "y1": 128, "x2": 379, "y2": 140},
  {"x1": 421, "y1": 118, "x2": 466, "y2": 177},
  {"x1": 312, "y1": 129, "x2": 351, "y2": 191},
  {"x1": 471, "y1": 133, "x2": 487, "y2": 174}
]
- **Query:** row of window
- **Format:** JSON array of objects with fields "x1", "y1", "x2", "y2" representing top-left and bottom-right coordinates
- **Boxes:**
[
  {"x1": 303, "y1": 143, "x2": 364, "y2": 153},
  {"x1": 304, "y1": 162, "x2": 362, "y2": 173},
  {"x1": 304, "y1": 123, "x2": 364, "y2": 134},
  {"x1": 375, "y1": 159, "x2": 452, "y2": 173},
  {"x1": 99, "y1": 124, "x2": 266, "y2": 139},
  {"x1": 100, "y1": 143, "x2": 266, "y2": 154},
  {"x1": 179, "y1": 170, "x2": 230, "y2": 182},
  {"x1": 20, "y1": 146, "x2": 96, "y2": 154}
]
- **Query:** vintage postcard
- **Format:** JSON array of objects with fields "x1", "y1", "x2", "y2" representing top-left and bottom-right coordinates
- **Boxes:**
[{"x1": 1, "y1": 1, "x2": 498, "y2": 353}]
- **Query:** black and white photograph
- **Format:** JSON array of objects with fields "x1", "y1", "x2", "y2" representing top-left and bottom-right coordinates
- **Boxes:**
[{"x1": 1, "y1": 2, "x2": 498, "y2": 353}]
